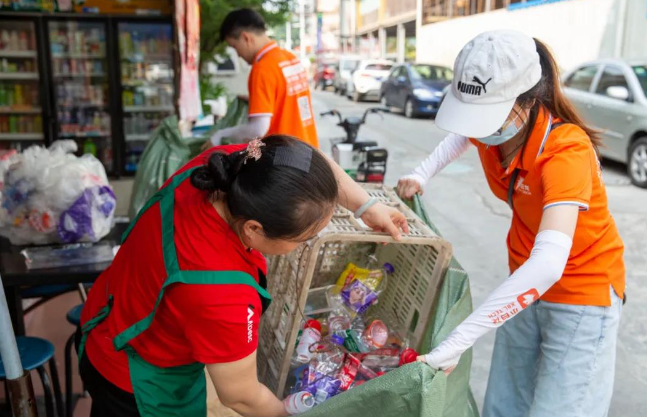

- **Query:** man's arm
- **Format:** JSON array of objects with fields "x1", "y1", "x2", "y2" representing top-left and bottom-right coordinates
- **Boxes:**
[{"x1": 209, "y1": 115, "x2": 271, "y2": 146}]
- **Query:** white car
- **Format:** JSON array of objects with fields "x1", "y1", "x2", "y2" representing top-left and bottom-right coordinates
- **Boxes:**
[
  {"x1": 333, "y1": 55, "x2": 361, "y2": 96},
  {"x1": 563, "y1": 59, "x2": 647, "y2": 187},
  {"x1": 347, "y1": 59, "x2": 394, "y2": 102}
]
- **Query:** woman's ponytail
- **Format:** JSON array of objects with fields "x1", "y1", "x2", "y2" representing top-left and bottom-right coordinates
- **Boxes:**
[{"x1": 190, "y1": 151, "x2": 243, "y2": 193}]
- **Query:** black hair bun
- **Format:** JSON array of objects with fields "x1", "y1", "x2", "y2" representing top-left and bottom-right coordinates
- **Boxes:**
[{"x1": 190, "y1": 152, "x2": 235, "y2": 192}]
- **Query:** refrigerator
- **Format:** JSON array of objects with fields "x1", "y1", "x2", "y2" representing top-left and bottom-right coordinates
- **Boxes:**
[
  {"x1": 0, "y1": 17, "x2": 46, "y2": 152},
  {"x1": 117, "y1": 21, "x2": 174, "y2": 174},
  {"x1": 0, "y1": 12, "x2": 175, "y2": 177},
  {"x1": 47, "y1": 18, "x2": 114, "y2": 172}
]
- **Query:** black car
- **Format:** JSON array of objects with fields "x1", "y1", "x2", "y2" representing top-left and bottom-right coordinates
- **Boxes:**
[{"x1": 380, "y1": 64, "x2": 453, "y2": 118}]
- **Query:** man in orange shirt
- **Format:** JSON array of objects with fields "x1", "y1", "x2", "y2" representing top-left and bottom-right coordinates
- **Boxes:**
[{"x1": 206, "y1": 8, "x2": 319, "y2": 149}]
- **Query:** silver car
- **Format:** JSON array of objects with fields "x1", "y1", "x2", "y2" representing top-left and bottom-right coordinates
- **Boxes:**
[
  {"x1": 333, "y1": 55, "x2": 360, "y2": 96},
  {"x1": 563, "y1": 59, "x2": 647, "y2": 188}
]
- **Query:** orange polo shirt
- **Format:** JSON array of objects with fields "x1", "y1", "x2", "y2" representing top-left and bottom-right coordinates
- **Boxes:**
[
  {"x1": 472, "y1": 108, "x2": 625, "y2": 306},
  {"x1": 248, "y1": 41, "x2": 319, "y2": 148}
]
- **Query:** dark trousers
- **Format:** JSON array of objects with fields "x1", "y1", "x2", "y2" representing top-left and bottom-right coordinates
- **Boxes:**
[{"x1": 75, "y1": 328, "x2": 140, "y2": 417}]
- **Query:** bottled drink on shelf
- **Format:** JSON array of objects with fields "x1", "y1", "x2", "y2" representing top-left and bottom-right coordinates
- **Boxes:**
[
  {"x1": 18, "y1": 31, "x2": 28, "y2": 50},
  {"x1": 83, "y1": 138, "x2": 97, "y2": 156},
  {"x1": 8, "y1": 115, "x2": 17, "y2": 133},
  {"x1": 14, "y1": 85, "x2": 23, "y2": 106},
  {"x1": 9, "y1": 31, "x2": 19, "y2": 51}
]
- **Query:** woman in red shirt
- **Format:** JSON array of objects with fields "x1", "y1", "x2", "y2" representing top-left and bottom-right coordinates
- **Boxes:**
[{"x1": 79, "y1": 135, "x2": 408, "y2": 417}]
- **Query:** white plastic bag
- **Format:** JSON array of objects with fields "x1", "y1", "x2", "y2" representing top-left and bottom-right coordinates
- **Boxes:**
[{"x1": 0, "y1": 141, "x2": 116, "y2": 245}]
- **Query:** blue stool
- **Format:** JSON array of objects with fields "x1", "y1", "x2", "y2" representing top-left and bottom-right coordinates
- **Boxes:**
[
  {"x1": 21, "y1": 284, "x2": 77, "y2": 316},
  {"x1": 0, "y1": 336, "x2": 64, "y2": 417},
  {"x1": 65, "y1": 304, "x2": 83, "y2": 417}
]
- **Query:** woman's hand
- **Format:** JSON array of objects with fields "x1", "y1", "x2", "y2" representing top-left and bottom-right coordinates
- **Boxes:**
[
  {"x1": 360, "y1": 203, "x2": 409, "y2": 241},
  {"x1": 416, "y1": 348, "x2": 460, "y2": 376},
  {"x1": 397, "y1": 178, "x2": 423, "y2": 200}
]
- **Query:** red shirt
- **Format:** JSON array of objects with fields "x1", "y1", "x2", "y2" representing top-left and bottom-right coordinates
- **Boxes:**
[{"x1": 81, "y1": 144, "x2": 267, "y2": 393}]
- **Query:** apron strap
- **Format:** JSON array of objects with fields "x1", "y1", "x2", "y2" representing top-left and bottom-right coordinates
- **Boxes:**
[
  {"x1": 113, "y1": 271, "x2": 271, "y2": 351},
  {"x1": 77, "y1": 295, "x2": 114, "y2": 361}
]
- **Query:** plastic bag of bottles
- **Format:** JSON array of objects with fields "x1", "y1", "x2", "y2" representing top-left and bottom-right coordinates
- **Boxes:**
[{"x1": 0, "y1": 140, "x2": 116, "y2": 245}]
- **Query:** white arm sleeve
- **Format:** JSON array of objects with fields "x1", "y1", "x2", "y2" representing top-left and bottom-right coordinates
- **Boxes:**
[
  {"x1": 210, "y1": 115, "x2": 271, "y2": 145},
  {"x1": 425, "y1": 230, "x2": 573, "y2": 370},
  {"x1": 401, "y1": 133, "x2": 471, "y2": 187}
]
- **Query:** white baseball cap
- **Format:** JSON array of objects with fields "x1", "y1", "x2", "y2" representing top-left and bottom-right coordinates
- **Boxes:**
[{"x1": 436, "y1": 30, "x2": 542, "y2": 138}]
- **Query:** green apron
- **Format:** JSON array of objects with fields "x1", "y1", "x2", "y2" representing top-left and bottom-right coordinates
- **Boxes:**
[{"x1": 78, "y1": 166, "x2": 272, "y2": 417}]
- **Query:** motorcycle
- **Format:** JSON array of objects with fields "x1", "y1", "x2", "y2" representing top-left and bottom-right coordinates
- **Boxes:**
[{"x1": 320, "y1": 107, "x2": 389, "y2": 184}]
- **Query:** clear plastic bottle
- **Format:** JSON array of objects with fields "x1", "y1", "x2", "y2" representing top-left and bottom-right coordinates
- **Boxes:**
[{"x1": 295, "y1": 319, "x2": 322, "y2": 364}]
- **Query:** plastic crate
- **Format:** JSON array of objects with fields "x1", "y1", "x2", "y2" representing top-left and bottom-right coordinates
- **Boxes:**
[{"x1": 257, "y1": 185, "x2": 453, "y2": 397}]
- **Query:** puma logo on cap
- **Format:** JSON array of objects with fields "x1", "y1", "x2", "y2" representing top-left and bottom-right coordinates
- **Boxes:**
[
  {"x1": 457, "y1": 76, "x2": 492, "y2": 96},
  {"x1": 473, "y1": 76, "x2": 492, "y2": 93}
]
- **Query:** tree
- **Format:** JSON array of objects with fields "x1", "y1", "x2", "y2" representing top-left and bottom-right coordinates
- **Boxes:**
[{"x1": 199, "y1": 0, "x2": 293, "y2": 74}]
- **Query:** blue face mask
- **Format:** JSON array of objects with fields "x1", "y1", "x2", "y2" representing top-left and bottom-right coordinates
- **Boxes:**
[{"x1": 476, "y1": 114, "x2": 523, "y2": 146}]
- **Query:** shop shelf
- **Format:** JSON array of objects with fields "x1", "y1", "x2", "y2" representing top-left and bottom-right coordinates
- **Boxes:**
[
  {"x1": 123, "y1": 105, "x2": 174, "y2": 113},
  {"x1": 0, "y1": 133, "x2": 44, "y2": 141},
  {"x1": 0, "y1": 50, "x2": 37, "y2": 58},
  {"x1": 125, "y1": 134, "x2": 150, "y2": 141},
  {"x1": 0, "y1": 107, "x2": 42, "y2": 114},
  {"x1": 0, "y1": 72, "x2": 39, "y2": 80}
]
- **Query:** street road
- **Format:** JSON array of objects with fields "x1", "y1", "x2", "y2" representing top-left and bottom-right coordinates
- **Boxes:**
[{"x1": 312, "y1": 90, "x2": 647, "y2": 416}]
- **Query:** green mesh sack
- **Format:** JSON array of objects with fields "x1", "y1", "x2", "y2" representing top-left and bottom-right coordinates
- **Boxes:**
[
  {"x1": 128, "y1": 98, "x2": 250, "y2": 219},
  {"x1": 302, "y1": 194, "x2": 479, "y2": 417}
]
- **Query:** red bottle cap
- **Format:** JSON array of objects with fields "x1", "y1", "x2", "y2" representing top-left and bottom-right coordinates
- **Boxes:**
[
  {"x1": 305, "y1": 319, "x2": 322, "y2": 333},
  {"x1": 399, "y1": 348, "x2": 418, "y2": 366}
]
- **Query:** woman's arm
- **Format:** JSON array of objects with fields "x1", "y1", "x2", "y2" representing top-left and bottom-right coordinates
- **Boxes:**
[
  {"x1": 397, "y1": 133, "x2": 471, "y2": 199},
  {"x1": 322, "y1": 151, "x2": 410, "y2": 240},
  {"x1": 420, "y1": 205, "x2": 579, "y2": 372},
  {"x1": 207, "y1": 351, "x2": 288, "y2": 417}
]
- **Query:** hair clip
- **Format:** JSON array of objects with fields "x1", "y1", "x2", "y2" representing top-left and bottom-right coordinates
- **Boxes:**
[{"x1": 245, "y1": 138, "x2": 266, "y2": 164}]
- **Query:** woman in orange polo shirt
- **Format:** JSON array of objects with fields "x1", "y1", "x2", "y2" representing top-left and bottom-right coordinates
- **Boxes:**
[{"x1": 398, "y1": 31, "x2": 624, "y2": 417}]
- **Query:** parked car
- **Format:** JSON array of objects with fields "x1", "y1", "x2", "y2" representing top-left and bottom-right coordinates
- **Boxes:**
[
  {"x1": 563, "y1": 59, "x2": 647, "y2": 187},
  {"x1": 380, "y1": 63, "x2": 453, "y2": 118},
  {"x1": 314, "y1": 63, "x2": 336, "y2": 90},
  {"x1": 333, "y1": 55, "x2": 360, "y2": 96},
  {"x1": 347, "y1": 59, "x2": 394, "y2": 102}
]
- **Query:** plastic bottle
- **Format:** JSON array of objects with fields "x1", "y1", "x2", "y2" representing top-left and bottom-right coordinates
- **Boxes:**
[
  {"x1": 399, "y1": 348, "x2": 418, "y2": 366},
  {"x1": 14, "y1": 84, "x2": 23, "y2": 106},
  {"x1": 9, "y1": 31, "x2": 18, "y2": 50},
  {"x1": 283, "y1": 391, "x2": 315, "y2": 415},
  {"x1": 83, "y1": 138, "x2": 97, "y2": 156},
  {"x1": 8, "y1": 116, "x2": 17, "y2": 133},
  {"x1": 0, "y1": 84, "x2": 5, "y2": 106},
  {"x1": 319, "y1": 317, "x2": 329, "y2": 337},
  {"x1": 18, "y1": 31, "x2": 28, "y2": 50},
  {"x1": 295, "y1": 319, "x2": 322, "y2": 363}
]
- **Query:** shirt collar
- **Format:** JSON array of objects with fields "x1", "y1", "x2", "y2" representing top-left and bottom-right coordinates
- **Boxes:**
[{"x1": 254, "y1": 41, "x2": 278, "y2": 63}]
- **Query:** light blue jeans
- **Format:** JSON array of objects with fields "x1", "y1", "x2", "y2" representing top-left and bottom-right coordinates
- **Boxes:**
[{"x1": 483, "y1": 288, "x2": 622, "y2": 417}]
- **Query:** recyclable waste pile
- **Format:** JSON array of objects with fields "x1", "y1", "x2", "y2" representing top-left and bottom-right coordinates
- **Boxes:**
[
  {"x1": 282, "y1": 255, "x2": 420, "y2": 414},
  {"x1": 0, "y1": 140, "x2": 116, "y2": 245}
]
